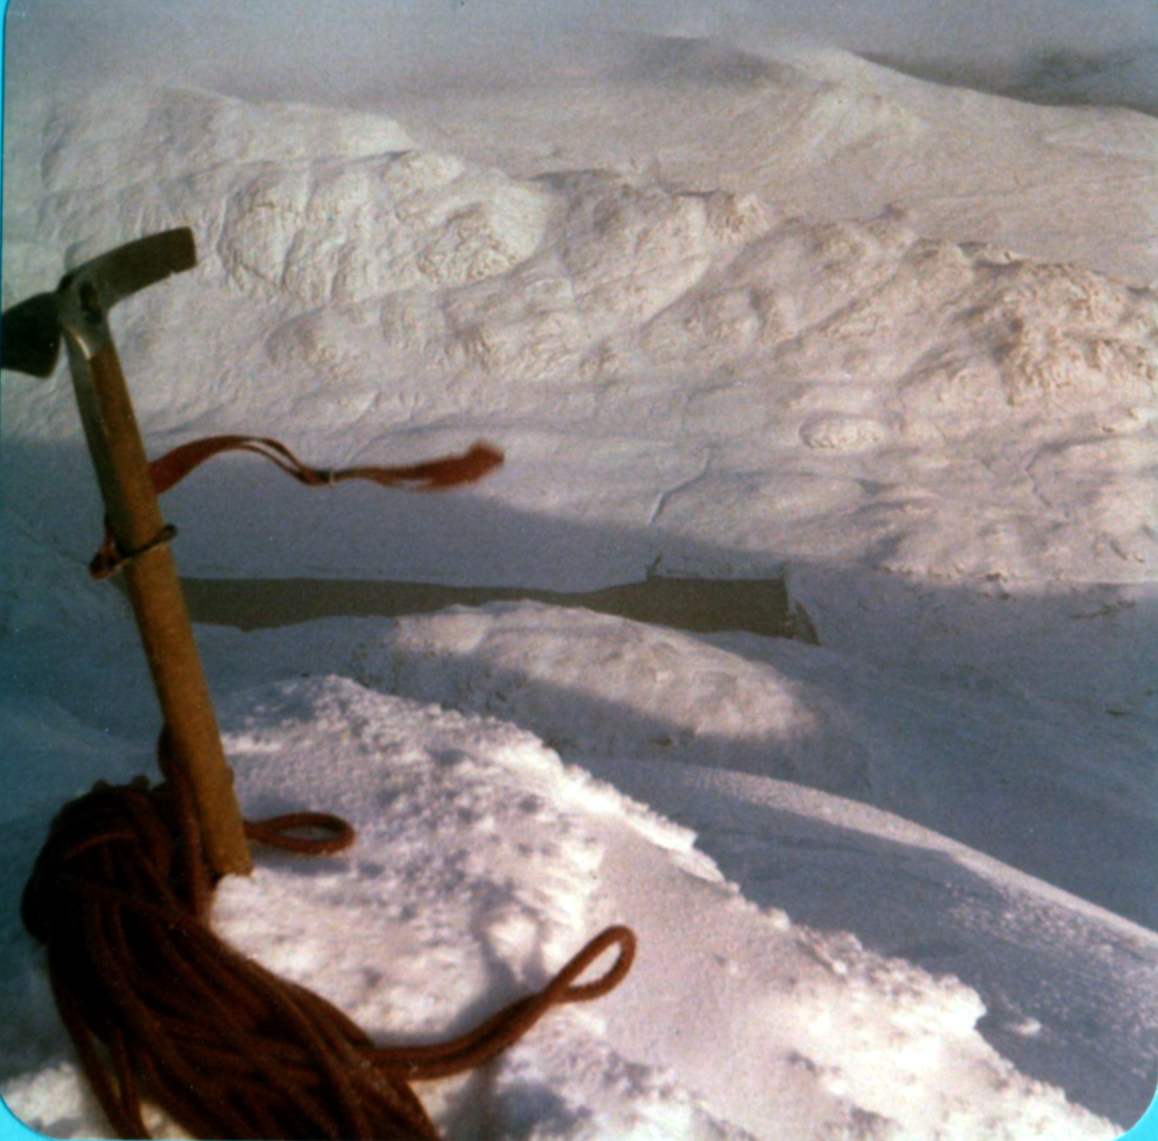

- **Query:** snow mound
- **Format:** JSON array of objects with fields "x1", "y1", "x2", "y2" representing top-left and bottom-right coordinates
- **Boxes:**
[
  {"x1": 31, "y1": 83, "x2": 549, "y2": 310},
  {"x1": 4, "y1": 80, "x2": 1156, "y2": 595},
  {"x1": 249, "y1": 600, "x2": 1154, "y2": 937},
  {"x1": 347, "y1": 600, "x2": 871, "y2": 794},
  {"x1": 1, "y1": 675, "x2": 1117, "y2": 1139},
  {"x1": 219, "y1": 151, "x2": 552, "y2": 306},
  {"x1": 381, "y1": 35, "x2": 1158, "y2": 285},
  {"x1": 39, "y1": 85, "x2": 414, "y2": 194}
]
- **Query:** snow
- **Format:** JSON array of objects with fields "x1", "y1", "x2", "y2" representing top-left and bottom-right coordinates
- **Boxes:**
[
  {"x1": 0, "y1": 667, "x2": 1144, "y2": 1139},
  {"x1": 3, "y1": 4, "x2": 1158, "y2": 1139}
]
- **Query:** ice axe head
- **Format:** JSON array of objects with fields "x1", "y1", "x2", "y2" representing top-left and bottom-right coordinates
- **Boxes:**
[{"x1": 2, "y1": 227, "x2": 197, "y2": 376}]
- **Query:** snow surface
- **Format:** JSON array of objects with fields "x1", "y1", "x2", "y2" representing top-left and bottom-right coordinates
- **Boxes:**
[
  {"x1": 0, "y1": 656, "x2": 1146, "y2": 1141},
  {"x1": 3, "y1": 8, "x2": 1158, "y2": 1139}
]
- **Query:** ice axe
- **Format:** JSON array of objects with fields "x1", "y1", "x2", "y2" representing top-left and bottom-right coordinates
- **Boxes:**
[{"x1": 2, "y1": 228, "x2": 252, "y2": 876}]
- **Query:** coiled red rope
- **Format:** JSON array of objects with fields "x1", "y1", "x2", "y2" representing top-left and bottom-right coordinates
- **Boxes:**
[{"x1": 21, "y1": 729, "x2": 636, "y2": 1140}]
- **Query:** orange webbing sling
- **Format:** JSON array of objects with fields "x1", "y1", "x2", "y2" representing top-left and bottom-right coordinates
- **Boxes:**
[{"x1": 90, "y1": 435, "x2": 504, "y2": 579}]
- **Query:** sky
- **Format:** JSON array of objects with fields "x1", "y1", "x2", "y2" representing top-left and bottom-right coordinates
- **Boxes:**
[{"x1": 3, "y1": 0, "x2": 1158, "y2": 112}]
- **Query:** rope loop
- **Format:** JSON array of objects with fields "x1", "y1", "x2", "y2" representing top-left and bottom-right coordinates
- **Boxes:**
[
  {"x1": 547, "y1": 923, "x2": 636, "y2": 1006},
  {"x1": 244, "y1": 812, "x2": 356, "y2": 855}
]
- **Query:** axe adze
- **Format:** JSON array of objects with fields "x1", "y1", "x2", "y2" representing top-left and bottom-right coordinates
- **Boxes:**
[{"x1": 2, "y1": 228, "x2": 252, "y2": 876}]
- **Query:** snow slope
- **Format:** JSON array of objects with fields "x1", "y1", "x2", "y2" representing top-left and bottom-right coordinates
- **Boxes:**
[
  {"x1": 3, "y1": 57, "x2": 1156, "y2": 600},
  {"x1": 2, "y1": 601, "x2": 1156, "y2": 1135},
  {"x1": 2, "y1": 20, "x2": 1158, "y2": 1141},
  {"x1": 0, "y1": 664, "x2": 1145, "y2": 1139}
]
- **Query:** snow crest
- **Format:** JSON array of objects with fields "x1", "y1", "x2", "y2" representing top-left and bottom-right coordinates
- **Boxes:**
[
  {"x1": 5, "y1": 84, "x2": 1155, "y2": 593},
  {"x1": 2, "y1": 675, "x2": 1119, "y2": 1137}
]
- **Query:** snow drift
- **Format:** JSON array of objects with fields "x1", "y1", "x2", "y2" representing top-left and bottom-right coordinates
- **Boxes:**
[{"x1": 2, "y1": 672, "x2": 1137, "y2": 1139}]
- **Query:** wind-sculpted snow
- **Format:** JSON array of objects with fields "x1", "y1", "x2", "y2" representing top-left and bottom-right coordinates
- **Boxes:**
[
  {"x1": 5, "y1": 81, "x2": 1156, "y2": 589},
  {"x1": 219, "y1": 152, "x2": 553, "y2": 306},
  {"x1": 1, "y1": 675, "x2": 1124, "y2": 1139},
  {"x1": 39, "y1": 86, "x2": 415, "y2": 193},
  {"x1": 311, "y1": 601, "x2": 1158, "y2": 932}
]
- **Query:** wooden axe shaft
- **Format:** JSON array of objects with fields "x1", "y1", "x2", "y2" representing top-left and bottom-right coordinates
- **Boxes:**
[{"x1": 65, "y1": 326, "x2": 252, "y2": 877}]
